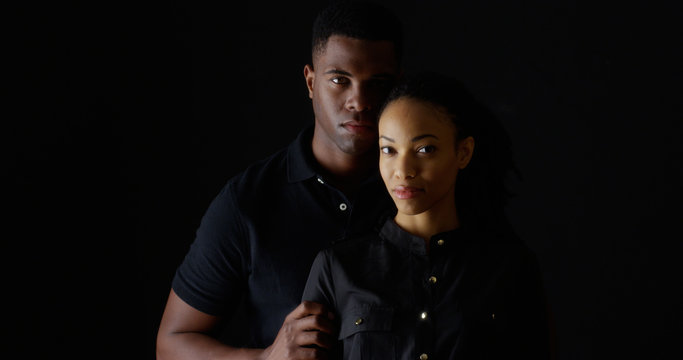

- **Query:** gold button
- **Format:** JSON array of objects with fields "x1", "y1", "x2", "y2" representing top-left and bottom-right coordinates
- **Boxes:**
[
  {"x1": 428, "y1": 276, "x2": 437, "y2": 284},
  {"x1": 419, "y1": 353, "x2": 429, "y2": 360},
  {"x1": 355, "y1": 317, "x2": 363, "y2": 325},
  {"x1": 436, "y1": 239, "x2": 445, "y2": 246},
  {"x1": 420, "y1": 311, "x2": 428, "y2": 320}
]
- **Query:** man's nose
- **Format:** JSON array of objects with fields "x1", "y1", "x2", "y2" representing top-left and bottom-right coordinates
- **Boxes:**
[{"x1": 345, "y1": 83, "x2": 373, "y2": 112}]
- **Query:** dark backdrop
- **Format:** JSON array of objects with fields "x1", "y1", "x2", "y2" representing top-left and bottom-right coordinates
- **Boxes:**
[{"x1": 10, "y1": 0, "x2": 682, "y2": 359}]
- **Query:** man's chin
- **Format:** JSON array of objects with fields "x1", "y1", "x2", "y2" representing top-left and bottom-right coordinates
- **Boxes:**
[{"x1": 338, "y1": 137, "x2": 378, "y2": 156}]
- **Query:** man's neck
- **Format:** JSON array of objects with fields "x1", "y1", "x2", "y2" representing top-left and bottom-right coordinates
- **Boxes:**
[{"x1": 311, "y1": 141, "x2": 378, "y2": 197}]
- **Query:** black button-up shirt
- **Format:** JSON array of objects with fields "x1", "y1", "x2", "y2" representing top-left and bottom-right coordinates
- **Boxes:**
[
  {"x1": 303, "y1": 216, "x2": 551, "y2": 359},
  {"x1": 172, "y1": 126, "x2": 394, "y2": 347}
]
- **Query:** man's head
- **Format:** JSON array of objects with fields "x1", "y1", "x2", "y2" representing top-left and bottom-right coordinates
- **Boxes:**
[
  {"x1": 310, "y1": 1, "x2": 403, "y2": 66},
  {"x1": 305, "y1": 1, "x2": 403, "y2": 163}
]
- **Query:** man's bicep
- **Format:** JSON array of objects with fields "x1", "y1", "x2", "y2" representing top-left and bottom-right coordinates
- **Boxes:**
[
  {"x1": 159, "y1": 289, "x2": 223, "y2": 334},
  {"x1": 172, "y1": 182, "x2": 249, "y2": 317}
]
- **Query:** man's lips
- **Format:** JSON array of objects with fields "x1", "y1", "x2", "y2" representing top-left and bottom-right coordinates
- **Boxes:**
[
  {"x1": 342, "y1": 120, "x2": 376, "y2": 134},
  {"x1": 392, "y1": 186, "x2": 423, "y2": 199}
]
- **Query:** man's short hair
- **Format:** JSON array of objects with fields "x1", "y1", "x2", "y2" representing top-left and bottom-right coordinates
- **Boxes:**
[{"x1": 311, "y1": 1, "x2": 403, "y2": 64}]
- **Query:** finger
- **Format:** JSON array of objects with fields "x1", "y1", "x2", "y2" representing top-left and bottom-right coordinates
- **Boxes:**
[
  {"x1": 296, "y1": 345, "x2": 329, "y2": 360},
  {"x1": 289, "y1": 301, "x2": 331, "y2": 320},
  {"x1": 295, "y1": 314, "x2": 336, "y2": 335},
  {"x1": 296, "y1": 330, "x2": 337, "y2": 350}
]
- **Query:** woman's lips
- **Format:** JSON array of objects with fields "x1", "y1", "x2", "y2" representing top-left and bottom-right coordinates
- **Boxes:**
[{"x1": 392, "y1": 186, "x2": 423, "y2": 199}]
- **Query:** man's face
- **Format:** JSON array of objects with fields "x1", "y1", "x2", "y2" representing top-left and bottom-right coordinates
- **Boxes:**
[{"x1": 305, "y1": 35, "x2": 399, "y2": 156}]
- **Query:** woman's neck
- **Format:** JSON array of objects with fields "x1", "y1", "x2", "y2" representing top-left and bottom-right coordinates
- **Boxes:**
[{"x1": 394, "y1": 206, "x2": 460, "y2": 247}]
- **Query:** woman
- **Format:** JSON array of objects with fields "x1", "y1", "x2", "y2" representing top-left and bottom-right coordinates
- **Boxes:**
[{"x1": 302, "y1": 72, "x2": 551, "y2": 359}]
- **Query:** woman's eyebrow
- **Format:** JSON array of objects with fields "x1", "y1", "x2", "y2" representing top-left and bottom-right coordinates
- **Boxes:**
[
  {"x1": 412, "y1": 134, "x2": 438, "y2": 142},
  {"x1": 380, "y1": 134, "x2": 439, "y2": 142}
]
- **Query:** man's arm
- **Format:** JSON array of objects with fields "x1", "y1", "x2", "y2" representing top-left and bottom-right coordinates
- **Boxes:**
[{"x1": 157, "y1": 290, "x2": 337, "y2": 360}]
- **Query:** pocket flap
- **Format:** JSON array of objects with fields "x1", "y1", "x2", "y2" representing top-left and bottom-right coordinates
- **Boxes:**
[{"x1": 338, "y1": 304, "x2": 394, "y2": 339}]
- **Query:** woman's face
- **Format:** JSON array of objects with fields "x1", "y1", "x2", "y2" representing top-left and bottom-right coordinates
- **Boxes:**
[{"x1": 378, "y1": 97, "x2": 473, "y2": 217}]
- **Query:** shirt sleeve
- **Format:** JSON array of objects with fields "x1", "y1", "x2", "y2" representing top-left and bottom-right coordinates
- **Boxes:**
[
  {"x1": 301, "y1": 250, "x2": 336, "y2": 310},
  {"x1": 171, "y1": 181, "x2": 249, "y2": 317}
]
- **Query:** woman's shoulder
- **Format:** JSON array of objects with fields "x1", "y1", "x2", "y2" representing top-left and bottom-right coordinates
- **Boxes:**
[
  {"x1": 468, "y1": 224, "x2": 539, "y2": 264},
  {"x1": 322, "y1": 231, "x2": 385, "y2": 260},
  {"x1": 322, "y1": 213, "x2": 394, "y2": 257}
]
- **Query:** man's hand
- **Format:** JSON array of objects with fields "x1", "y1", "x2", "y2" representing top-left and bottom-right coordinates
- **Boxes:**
[{"x1": 260, "y1": 301, "x2": 337, "y2": 360}]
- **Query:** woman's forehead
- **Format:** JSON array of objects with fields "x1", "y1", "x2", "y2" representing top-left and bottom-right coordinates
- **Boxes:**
[{"x1": 379, "y1": 98, "x2": 454, "y2": 136}]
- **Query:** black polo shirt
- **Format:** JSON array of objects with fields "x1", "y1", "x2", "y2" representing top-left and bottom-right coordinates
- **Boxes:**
[
  {"x1": 302, "y1": 216, "x2": 551, "y2": 360},
  {"x1": 171, "y1": 126, "x2": 394, "y2": 348}
]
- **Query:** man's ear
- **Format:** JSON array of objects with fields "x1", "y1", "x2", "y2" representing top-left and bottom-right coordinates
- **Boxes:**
[
  {"x1": 457, "y1": 136, "x2": 475, "y2": 169},
  {"x1": 303, "y1": 64, "x2": 315, "y2": 99}
]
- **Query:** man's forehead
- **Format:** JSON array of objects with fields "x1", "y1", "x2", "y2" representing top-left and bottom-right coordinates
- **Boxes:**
[{"x1": 315, "y1": 35, "x2": 398, "y2": 75}]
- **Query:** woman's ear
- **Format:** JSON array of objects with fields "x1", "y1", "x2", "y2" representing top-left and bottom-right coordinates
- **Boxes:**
[{"x1": 456, "y1": 136, "x2": 475, "y2": 169}]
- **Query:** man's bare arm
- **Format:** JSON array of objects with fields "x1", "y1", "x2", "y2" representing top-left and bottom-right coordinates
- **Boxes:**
[{"x1": 156, "y1": 290, "x2": 336, "y2": 360}]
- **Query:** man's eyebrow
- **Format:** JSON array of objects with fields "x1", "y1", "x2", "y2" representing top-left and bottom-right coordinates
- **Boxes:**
[
  {"x1": 324, "y1": 69, "x2": 352, "y2": 76},
  {"x1": 322, "y1": 70, "x2": 396, "y2": 79},
  {"x1": 371, "y1": 73, "x2": 397, "y2": 80}
]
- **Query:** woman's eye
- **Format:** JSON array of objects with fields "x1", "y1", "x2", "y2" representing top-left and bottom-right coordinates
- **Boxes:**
[
  {"x1": 380, "y1": 147, "x2": 394, "y2": 155},
  {"x1": 418, "y1": 145, "x2": 436, "y2": 154}
]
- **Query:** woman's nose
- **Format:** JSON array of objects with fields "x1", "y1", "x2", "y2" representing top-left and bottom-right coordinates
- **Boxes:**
[{"x1": 394, "y1": 155, "x2": 416, "y2": 179}]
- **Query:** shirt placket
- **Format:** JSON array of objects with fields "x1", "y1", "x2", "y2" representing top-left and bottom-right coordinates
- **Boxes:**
[
  {"x1": 314, "y1": 175, "x2": 353, "y2": 242},
  {"x1": 408, "y1": 242, "x2": 432, "y2": 359}
]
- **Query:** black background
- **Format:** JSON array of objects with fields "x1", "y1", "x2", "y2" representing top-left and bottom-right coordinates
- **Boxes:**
[{"x1": 9, "y1": 0, "x2": 682, "y2": 359}]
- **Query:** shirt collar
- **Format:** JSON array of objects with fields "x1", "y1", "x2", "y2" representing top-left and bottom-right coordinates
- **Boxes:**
[
  {"x1": 378, "y1": 217, "x2": 468, "y2": 255},
  {"x1": 286, "y1": 125, "x2": 387, "y2": 188},
  {"x1": 287, "y1": 125, "x2": 318, "y2": 183}
]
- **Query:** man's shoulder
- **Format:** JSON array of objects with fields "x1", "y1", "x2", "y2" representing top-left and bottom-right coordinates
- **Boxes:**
[
  {"x1": 217, "y1": 145, "x2": 293, "y2": 197},
  {"x1": 223, "y1": 127, "x2": 314, "y2": 192}
]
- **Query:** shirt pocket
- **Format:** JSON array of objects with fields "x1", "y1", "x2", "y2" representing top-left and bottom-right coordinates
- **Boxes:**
[{"x1": 338, "y1": 304, "x2": 397, "y2": 360}]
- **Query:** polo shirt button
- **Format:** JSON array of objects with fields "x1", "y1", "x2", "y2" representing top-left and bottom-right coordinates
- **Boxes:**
[
  {"x1": 419, "y1": 353, "x2": 429, "y2": 360},
  {"x1": 317, "y1": 177, "x2": 325, "y2": 184},
  {"x1": 420, "y1": 311, "x2": 428, "y2": 320},
  {"x1": 436, "y1": 239, "x2": 445, "y2": 246},
  {"x1": 339, "y1": 203, "x2": 347, "y2": 211},
  {"x1": 428, "y1": 276, "x2": 437, "y2": 284}
]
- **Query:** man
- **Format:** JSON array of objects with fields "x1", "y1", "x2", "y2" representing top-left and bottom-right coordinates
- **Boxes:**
[{"x1": 156, "y1": 2, "x2": 403, "y2": 359}]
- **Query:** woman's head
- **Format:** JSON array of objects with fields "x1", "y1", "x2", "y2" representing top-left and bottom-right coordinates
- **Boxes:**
[
  {"x1": 378, "y1": 87, "x2": 474, "y2": 220},
  {"x1": 378, "y1": 72, "x2": 517, "y2": 229}
]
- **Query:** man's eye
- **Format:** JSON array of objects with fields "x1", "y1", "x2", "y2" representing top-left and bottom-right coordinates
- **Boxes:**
[
  {"x1": 370, "y1": 79, "x2": 394, "y2": 88},
  {"x1": 332, "y1": 77, "x2": 349, "y2": 85},
  {"x1": 418, "y1": 145, "x2": 436, "y2": 154}
]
